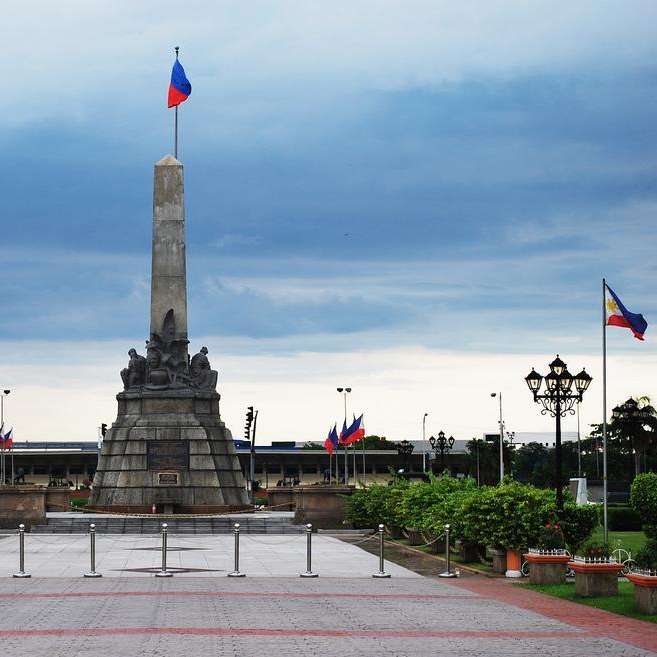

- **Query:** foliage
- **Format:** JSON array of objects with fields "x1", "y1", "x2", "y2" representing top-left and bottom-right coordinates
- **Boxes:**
[
  {"x1": 559, "y1": 503, "x2": 599, "y2": 552},
  {"x1": 344, "y1": 479, "x2": 409, "y2": 529},
  {"x1": 537, "y1": 513, "x2": 565, "y2": 550},
  {"x1": 607, "y1": 506, "x2": 643, "y2": 532},
  {"x1": 459, "y1": 480, "x2": 555, "y2": 549},
  {"x1": 630, "y1": 472, "x2": 657, "y2": 537},
  {"x1": 634, "y1": 538, "x2": 657, "y2": 570},
  {"x1": 70, "y1": 498, "x2": 88, "y2": 508},
  {"x1": 579, "y1": 541, "x2": 611, "y2": 560},
  {"x1": 363, "y1": 435, "x2": 397, "y2": 449},
  {"x1": 463, "y1": 438, "x2": 514, "y2": 485},
  {"x1": 398, "y1": 475, "x2": 475, "y2": 530},
  {"x1": 300, "y1": 442, "x2": 324, "y2": 450}
]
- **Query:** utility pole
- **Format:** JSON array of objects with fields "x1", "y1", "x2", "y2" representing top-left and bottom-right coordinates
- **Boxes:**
[{"x1": 491, "y1": 392, "x2": 504, "y2": 482}]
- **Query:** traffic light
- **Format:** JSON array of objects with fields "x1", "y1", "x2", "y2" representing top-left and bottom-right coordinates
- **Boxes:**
[
  {"x1": 100, "y1": 423, "x2": 108, "y2": 437},
  {"x1": 244, "y1": 407, "x2": 254, "y2": 440}
]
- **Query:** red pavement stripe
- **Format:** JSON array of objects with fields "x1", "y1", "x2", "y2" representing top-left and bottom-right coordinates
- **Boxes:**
[
  {"x1": 449, "y1": 578, "x2": 657, "y2": 653},
  {"x1": 0, "y1": 590, "x2": 467, "y2": 601},
  {"x1": 0, "y1": 627, "x2": 589, "y2": 639}
]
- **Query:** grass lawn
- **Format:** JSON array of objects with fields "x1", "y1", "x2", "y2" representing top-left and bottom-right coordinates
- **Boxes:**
[
  {"x1": 590, "y1": 528, "x2": 647, "y2": 557},
  {"x1": 521, "y1": 581, "x2": 656, "y2": 624}
]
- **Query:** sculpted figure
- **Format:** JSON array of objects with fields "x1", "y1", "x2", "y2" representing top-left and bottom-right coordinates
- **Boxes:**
[
  {"x1": 120, "y1": 348, "x2": 147, "y2": 389},
  {"x1": 190, "y1": 346, "x2": 218, "y2": 390}
]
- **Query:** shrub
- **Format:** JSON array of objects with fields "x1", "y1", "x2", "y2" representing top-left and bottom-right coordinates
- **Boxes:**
[
  {"x1": 460, "y1": 481, "x2": 554, "y2": 550},
  {"x1": 344, "y1": 481, "x2": 409, "y2": 529},
  {"x1": 579, "y1": 541, "x2": 611, "y2": 560},
  {"x1": 536, "y1": 513, "x2": 565, "y2": 550},
  {"x1": 607, "y1": 506, "x2": 643, "y2": 531},
  {"x1": 634, "y1": 538, "x2": 657, "y2": 569},
  {"x1": 70, "y1": 498, "x2": 88, "y2": 509},
  {"x1": 560, "y1": 503, "x2": 599, "y2": 552},
  {"x1": 630, "y1": 473, "x2": 657, "y2": 537},
  {"x1": 398, "y1": 475, "x2": 476, "y2": 530}
]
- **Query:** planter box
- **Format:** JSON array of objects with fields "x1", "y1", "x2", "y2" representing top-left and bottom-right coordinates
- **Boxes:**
[
  {"x1": 569, "y1": 560, "x2": 622, "y2": 597},
  {"x1": 626, "y1": 572, "x2": 657, "y2": 615},
  {"x1": 387, "y1": 525, "x2": 404, "y2": 539},
  {"x1": 524, "y1": 551, "x2": 571, "y2": 585},
  {"x1": 459, "y1": 542, "x2": 482, "y2": 563},
  {"x1": 490, "y1": 548, "x2": 507, "y2": 574},
  {"x1": 421, "y1": 532, "x2": 446, "y2": 554}
]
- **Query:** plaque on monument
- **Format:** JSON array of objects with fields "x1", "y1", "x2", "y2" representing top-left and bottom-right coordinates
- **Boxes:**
[
  {"x1": 157, "y1": 472, "x2": 180, "y2": 485},
  {"x1": 147, "y1": 441, "x2": 189, "y2": 471}
]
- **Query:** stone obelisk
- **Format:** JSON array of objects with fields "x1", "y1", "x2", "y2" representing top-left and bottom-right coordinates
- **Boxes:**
[{"x1": 90, "y1": 156, "x2": 249, "y2": 512}]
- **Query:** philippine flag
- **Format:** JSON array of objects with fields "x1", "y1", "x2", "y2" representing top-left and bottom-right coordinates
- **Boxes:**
[
  {"x1": 1, "y1": 428, "x2": 13, "y2": 450},
  {"x1": 605, "y1": 284, "x2": 648, "y2": 341},
  {"x1": 342, "y1": 415, "x2": 365, "y2": 446},
  {"x1": 324, "y1": 424, "x2": 339, "y2": 455},
  {"x1": 168, "y1": 58, "x2": 192, "y2": 108}
]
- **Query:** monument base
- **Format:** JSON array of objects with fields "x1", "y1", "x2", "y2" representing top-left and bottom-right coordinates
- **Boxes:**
[{"x1": 90, "y1": 389, "x2": 249, "y2": 511}]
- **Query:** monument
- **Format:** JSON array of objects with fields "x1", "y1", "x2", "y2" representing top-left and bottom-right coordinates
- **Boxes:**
[{"x1": 90, "y1": 156, "x2": 249, "y2": 512}]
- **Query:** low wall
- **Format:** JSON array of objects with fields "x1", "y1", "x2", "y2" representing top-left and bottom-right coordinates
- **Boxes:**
[
  {"x1": 0, "y1": 486, "x2": 46, "y2": 529},
  {"x1": 293, "y1": 486, "x2": 355, "y2": 529}
]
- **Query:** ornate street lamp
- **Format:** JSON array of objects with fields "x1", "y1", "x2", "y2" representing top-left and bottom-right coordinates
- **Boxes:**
[
  {"x1": 429, "y1": 431, "x2": 455, "y2": 472},
  {"x1": 524, "y1": 355, "x2": 592, "y2": 511},
  {"x1": 396, "y1": 439, "x2": 414, "y2": 473}
]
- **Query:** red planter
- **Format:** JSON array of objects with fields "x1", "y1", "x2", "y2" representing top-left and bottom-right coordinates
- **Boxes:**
[
  {"x1": 524, "y1": 551, "x2": 571, "y2": 585},
  {"x1": 505, "y1": 549, "x2": 522, "y2": 578},
  {"x1": 626, "y1": 572, "x2": 657, "y2": 615}
]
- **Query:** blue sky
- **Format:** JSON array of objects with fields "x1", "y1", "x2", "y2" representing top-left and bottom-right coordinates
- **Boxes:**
[{"x1": 2, "y1": 1, "x2": 657, "y2": 441}]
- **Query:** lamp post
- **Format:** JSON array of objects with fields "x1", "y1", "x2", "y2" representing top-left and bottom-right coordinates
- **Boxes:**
[
  {"x1": 524, "y1": 355, "x2": 592, "y2": 512},
  {"x1": 1, "y1": 390, "x2": 10, "y2": 487},
  {"x1": 337, "y1": 387, "x2": 351, "y2": 484},
  {"x1": 429, "y1": 431, "x2": 454, "y2": 472},
  {"x1": 422, "y1": 413, "x2": 428, "y2": 472},
  {"x1": 396, "y1": 439, "x2": 414, "y2": 475},
  {"x1": 490, "y1": 393, "x2": 504, "y2": 482}
]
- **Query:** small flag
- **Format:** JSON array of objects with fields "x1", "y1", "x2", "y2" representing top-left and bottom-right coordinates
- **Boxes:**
[
  {"x1": 324, "y1": 424, "x2": 339, "y2": 455},
  {"x1": 0, "y1": 428, "x2": 13, "y2": 450},
  {"x1": 342, "y1": 414, "x2": 365, "y2": 446},
  {"x1": 605, "y1": 284, "x2": 648, "y2": 341},
  {"x1": 338, "y1": 420, "x2": 348, "y2": 446},
  {"x1": 168, "y1": 58, "x2": 192, "y2": 108}
]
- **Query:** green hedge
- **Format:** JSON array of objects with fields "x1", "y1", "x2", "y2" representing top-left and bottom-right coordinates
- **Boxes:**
[
  {"x1": 345, "y1": 477, "x2": 597, "y2": 551},
  {"x1": 606, "y1": 506, "x2": 643, "y2": 531},
  {"x1": 631, "y1": 473, "x2": 657, "y2": 537}
]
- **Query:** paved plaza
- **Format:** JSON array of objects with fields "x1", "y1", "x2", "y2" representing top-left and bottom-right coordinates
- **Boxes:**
[{"x1": 0, "y1": 534, "x2": 654, "y2": 656}]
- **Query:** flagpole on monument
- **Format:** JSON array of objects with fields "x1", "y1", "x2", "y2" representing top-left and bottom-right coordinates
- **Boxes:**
[
  {"x1": 602, "y1": 277, "x2": 608, "y2": 544},
  {"x1": 174, "y1": 46, "x2": 179, "y2": 159}
]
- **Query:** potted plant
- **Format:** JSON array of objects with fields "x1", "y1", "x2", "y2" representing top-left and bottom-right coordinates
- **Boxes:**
[
  {"x1": 626, "y1": 537, "x2": 657, "y2": 614},
  {"x1": 569, "y1": 542, "x2": 622, "y2": 597},
  {"x1": 524, "y1": 514, "x2": 570, "y2": 584}
]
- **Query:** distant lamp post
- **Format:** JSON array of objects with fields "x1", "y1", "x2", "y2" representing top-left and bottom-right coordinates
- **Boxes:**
[
  {"x1": 336, "y1": 387, "x2": 352, "y2": 484},
  {"x1": 524, "y1": 355, "x2": 592, "y2": 511},
  {"x1": 429, "y1": 431, "x2": 454, "y2": 472},
  {"x1": 422, "y1": 413, "x2": 428, "y2": 472},
  {"x1": 396, "y1": 439, "x2": 414, "y2": 474}
]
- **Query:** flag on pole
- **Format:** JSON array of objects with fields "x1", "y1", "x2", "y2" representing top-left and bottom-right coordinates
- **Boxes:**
[
  {"x1": 324, "y1": 424, "x2": 339, "y2": 455},
  {"x1": 168, "y1": 58, "x2": 192, "y2": 108},
  {"x1": 342, "y1": 414, "x2": 365, "y2": 446},
  {"x1": 0, "y1": 428, "x2": 13, "y2": 450},
  {"x1": 605, "y1": 284, "x2": 647, "y2": 340},
  {"x1": 338, "y1": 420, "x2": 348, "y2": 446}
]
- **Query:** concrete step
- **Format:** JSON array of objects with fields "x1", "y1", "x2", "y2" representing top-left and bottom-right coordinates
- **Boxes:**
[{"x1": 30, "y1": 514, "x2": 304, "y2": 534}]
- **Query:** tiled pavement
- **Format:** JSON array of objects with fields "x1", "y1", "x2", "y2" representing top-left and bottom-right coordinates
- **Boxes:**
[{"x1": 0, "y1": 535, "x2": 654, "y2": 656}]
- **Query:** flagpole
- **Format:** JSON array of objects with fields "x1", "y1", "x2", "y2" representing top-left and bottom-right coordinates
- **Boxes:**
[
  {"x1": 173, "y1": 46, "x2": 180, "y2": 159},
  {"x1": 361, "y1": 431, "x2": 366, "y2": 486},
  {"x1": 602, "y1": 277, "x2": 608, "y2": 544}
]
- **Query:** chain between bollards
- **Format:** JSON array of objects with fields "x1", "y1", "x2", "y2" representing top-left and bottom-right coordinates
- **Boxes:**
[
  {"x1": 13, "y1": 523, "x2": 31, "y2": 578},
  {"x1": 299, "y1": 523, "x2": 318, "y2": 578},
  {"x1": 438, "y1": 523, "x2": 458, "y2": 578},
  {"x1": 84, "y1": 523, "x2": 103, "y2": 578},
  {"x1": 155, "y1": 522, "x2": 173, "y2": 577},
  {"x1": 228, "y1": 523, "x2": 245, "y2": 577},
  {"x1": 372, "y1": 523, "x2": 391, "y2": 578}
]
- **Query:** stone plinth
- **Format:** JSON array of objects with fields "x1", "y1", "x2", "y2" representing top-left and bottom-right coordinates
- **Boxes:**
[
  {"x1": 90, "y1": 389, "x2": 249, "y2": 513},
  {"x1": 44, "y1": 489, "x2": 71, "y2": 512},
  {"x1": 292, "y1": 486, "x2": 354, "y2": 529},
  {"x1": 267, "y1": 487, "x2": 296, "y2": 511},
  {"x1": 0, "y1": 486, "x2": 46, "y2": 529},
  {"x1": 626, "y1": 573, "x2": 657, "y2": 614},
  {"x1": 571, "y1": 562, "x2": 621, "y2": 597}
]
